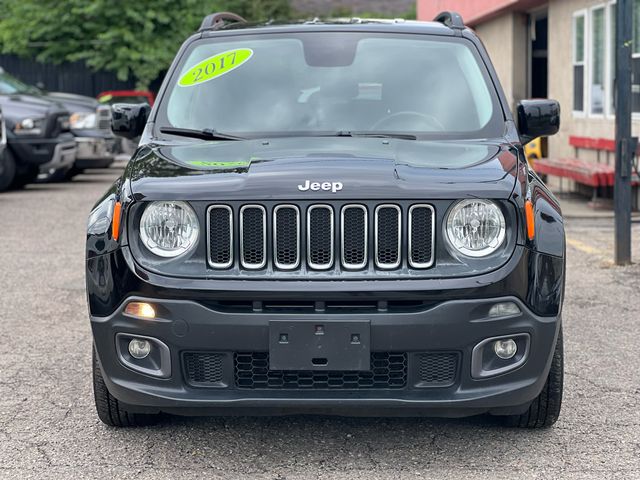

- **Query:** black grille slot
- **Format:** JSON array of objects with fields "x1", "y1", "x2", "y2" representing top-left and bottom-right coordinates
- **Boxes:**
[
  {"x1": 375, "y1": 205, "x2": 401, "y2": 269},
  {"x1": 409, "y1": 205, "x2": 435, "y2": 268},
  {"x1": 207, "y1": 206, "x2": 232, "y2": 268},
  {"x1": 274, "y1": 205, "x2": 300, "y2": 269},
  {"x1": 183, "y1": 352, "x2": 224, "y2": 386},
  {"x1": 341, "y1": 205, "x2": 367, "y2": 269},
  {"x1": 235, "y1": 352, "x2": 407, "y2": 389},
  {"x1": 416, "y1": 352, "x2": 459, "y2": 387},
  {"x1": 307, "y1": 206, "x2": 334, "y2": 269},
  {"x1": 240, "y1": 206, "x2": 266, "y2": 269}
]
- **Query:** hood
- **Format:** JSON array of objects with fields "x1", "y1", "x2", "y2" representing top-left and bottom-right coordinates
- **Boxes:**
[
  {"x1": 127, "y1": 137, "x2": 518, "y2": 201},
  {"x1": 0, "y1": 93, "x2": 66, "y2": 122},
  {"x1": 45, "y1": 91, "x2": 98, "y2": 113}
]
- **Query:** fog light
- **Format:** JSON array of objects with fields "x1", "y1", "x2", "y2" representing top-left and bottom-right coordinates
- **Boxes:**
[
  {"x1": 128, "y1": 338, "x2": 151, "y2": 359},
  {"x1": 494, "y1": 339, "x2": 518, "y2": 359},
  {"x1": 488, "y1": 301, "x2": 521, "y2": 317},
  {"x1": 124, "y1": 301, "x2": 156, "y2": 319}
]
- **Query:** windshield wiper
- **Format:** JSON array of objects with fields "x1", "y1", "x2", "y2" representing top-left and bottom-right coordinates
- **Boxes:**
[
  {"x1": 159, "y1": 127, "x2": 245, "y2": 141},
  {"x1": 330, "y1": 131, "x2": 417, "y2": 140}
]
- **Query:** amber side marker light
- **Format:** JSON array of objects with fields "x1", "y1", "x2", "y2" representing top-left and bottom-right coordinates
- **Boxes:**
[
  {"x1": 112, "y1": 201, "x2": 122, "y2": 240},
  {"x1": 525, "y1": 200, "x2": 535, "y2": 240},
  {"x1": 124, "y1": 302, "x2": 156, "y2": 319}
]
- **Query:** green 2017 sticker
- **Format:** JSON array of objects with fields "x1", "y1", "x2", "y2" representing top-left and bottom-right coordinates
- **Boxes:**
[{"x1": 178, "y1": 48, "x2": 253, "y2": 87}]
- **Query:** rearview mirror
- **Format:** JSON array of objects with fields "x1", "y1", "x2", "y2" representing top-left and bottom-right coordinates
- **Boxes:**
[
  {"x1": 111, "y1": 103, "x2": 151, "y2": 139},
  {"x1": 517, "y1": 99, "x2": 560, "y2": 145}
]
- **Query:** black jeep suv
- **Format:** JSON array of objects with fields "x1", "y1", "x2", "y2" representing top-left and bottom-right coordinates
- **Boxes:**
[{"x1": 87, "y1": 12, "x2": 565, "y2": 428}]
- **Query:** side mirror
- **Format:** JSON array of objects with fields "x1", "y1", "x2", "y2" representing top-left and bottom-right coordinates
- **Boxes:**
[
  {"x1": 517, "y1": 99, "x2": 560, "y2": 145},
  {"x1": 111, "y1": 103, "x2": 151, "y2": 139}
]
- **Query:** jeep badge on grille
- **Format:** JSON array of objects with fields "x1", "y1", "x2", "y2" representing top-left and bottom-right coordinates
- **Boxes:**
[{"x1": 298, "y1": 180, "x2": 343, "y2": 193}]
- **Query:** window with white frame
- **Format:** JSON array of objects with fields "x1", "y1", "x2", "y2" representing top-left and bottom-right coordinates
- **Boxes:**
[
  {"x1": 576, "y1": 1, "x2": 640, "y2": 117},
  {"x1": 573, "y1": 12, "x2": 585, "y2": 112},
  {"x1": 590, "y1": 6, "x2": 606, "y2": 114}
]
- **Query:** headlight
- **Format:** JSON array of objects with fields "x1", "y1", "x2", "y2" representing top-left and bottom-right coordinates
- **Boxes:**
[
  {"x1": 139, "y1": 201, "x2": 199, "y2": 258},
  {"x1": 446, "y1": 199, "x2": 506, "y2": 257},
  {"x1": 13, "y1": 117, "x2": 45, "y2": 135},
  {"x1": 69, "y1": 111, "x2": 97, "y2": 129}
]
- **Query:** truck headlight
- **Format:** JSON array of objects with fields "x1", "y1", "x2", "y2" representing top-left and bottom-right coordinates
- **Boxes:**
[
  {"x1": 445, "y1": 199, "x2": 506, "y2": 257},
  {"x1": 69, "y1": 111, "x2": 97, "y2": 129},
  {"x1": 139, "y1": 201, "x2": 199, "y2": 257},
  {"x1": 13, "y1": 117, "x2": 45, "y2": 135}
]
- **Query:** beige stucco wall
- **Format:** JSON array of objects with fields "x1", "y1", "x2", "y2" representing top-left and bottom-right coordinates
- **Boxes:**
[
  {"x1": 474, "y1": 12, "x2": 529, "y2": 113},
  {"x1": 548, "y1": 0, "x2": 640, "y2": 163},
  {"x1": 472, "y1": 0, "x2": 638, "y2": 162}
]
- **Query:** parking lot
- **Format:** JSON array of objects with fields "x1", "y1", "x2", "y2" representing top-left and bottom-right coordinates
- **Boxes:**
[{"x1": 0, "y1": 163, "x2": 639, "y2": 479}]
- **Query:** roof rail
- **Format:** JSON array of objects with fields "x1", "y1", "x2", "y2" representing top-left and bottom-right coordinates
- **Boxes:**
[
  {"x1": 433, "y1": 11, "x2": 465, "y2": 30},
  {"x1": 198, "y1": 12, "x2": 246, "y2": 32}
]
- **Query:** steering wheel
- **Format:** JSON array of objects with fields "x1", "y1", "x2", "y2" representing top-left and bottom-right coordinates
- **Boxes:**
[{"x1": 371, "y1": 111, "x2": 445, "y2": 132}]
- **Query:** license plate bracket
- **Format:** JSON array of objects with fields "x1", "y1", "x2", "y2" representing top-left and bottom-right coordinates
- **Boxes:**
[{"x1": 269, "y1": 320, "x2": 371, "y2": 371}]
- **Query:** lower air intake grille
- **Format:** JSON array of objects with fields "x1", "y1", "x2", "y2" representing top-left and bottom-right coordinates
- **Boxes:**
[
  {"x1": 416, "y1": 352, "x2": 459, "y2": 387},
  {"x1": 183, "y1": 352, "x2": 224, "y2": 386},
  {"x1": 235, "y1": 352, "x2": 407, "y2": 389}
]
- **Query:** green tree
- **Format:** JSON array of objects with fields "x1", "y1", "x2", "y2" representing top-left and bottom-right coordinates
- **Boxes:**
[{"x1": 0, "y1": 0, "x2": 290, "y2": 88}]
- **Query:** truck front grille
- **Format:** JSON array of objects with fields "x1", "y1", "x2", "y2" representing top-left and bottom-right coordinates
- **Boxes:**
[
  {"x1": 96, "y1": 105, "x2": 112, "y2": 130},
  {"x1": 206, "y1": 202, "x2": 435, "y2": 274}
]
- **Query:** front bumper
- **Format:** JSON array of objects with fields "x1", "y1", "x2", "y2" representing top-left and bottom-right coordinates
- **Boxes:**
[
  {"x1": 39, "y1": 140, "x2": 77, "y2": 174},
  {"x1": 8, "y1": 132, "x2": 76, "y2": 167},
  {"x1": 73, "y1": 131, "x2": 117, "y2": 169},
  {"x1": 90, "y1": 246, "x2": 563, "y2": 418}
]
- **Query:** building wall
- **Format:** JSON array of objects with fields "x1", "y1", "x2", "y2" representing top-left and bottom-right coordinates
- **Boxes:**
[
  {"x1": 466, "y1": 12, "x2": 529, "y2": 113},
  {"x1": 547, "y1": 0, "x2": 627, "y2": 162}
]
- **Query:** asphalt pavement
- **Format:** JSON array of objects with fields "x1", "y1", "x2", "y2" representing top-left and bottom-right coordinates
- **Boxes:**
[{"x1": 0, "y1": 163, "x2": 639, "y2": 479}]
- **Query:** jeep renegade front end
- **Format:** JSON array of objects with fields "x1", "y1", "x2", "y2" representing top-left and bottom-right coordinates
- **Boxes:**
[{"x1": 87, "y1": 12, "x2": 565, "y2": 428}]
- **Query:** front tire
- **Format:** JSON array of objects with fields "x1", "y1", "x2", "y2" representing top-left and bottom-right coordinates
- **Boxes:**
[
  {"x1": 12, "y1": 165, "x2": 39, "y2": 189},
  {"x1": 92, "y1": 347, "x2": 160, "y2": 427},
  {"x1": 0, "y1": 148, "x2": 17, "y2": 191},
  {"x1": 505, "y1": 327, "x2": 564, "y2": 428}
]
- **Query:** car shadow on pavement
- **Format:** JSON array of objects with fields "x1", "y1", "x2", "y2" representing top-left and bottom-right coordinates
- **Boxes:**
[{"x1": 98, "y1": 413, "x2": 557, "y2": 474}]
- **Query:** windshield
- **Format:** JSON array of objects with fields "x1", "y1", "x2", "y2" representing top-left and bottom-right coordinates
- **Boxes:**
[
  {"x1": 0, "y1": 71, "x2": 41, "y2": 95},
  {"x1": 156, "y1": 32, "x2": 504, "y2": 139}
]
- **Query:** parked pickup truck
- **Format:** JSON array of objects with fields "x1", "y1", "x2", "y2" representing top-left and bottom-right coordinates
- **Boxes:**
[
  {"x1": 46, "y1": 91, "x2": 117, "y2": 176},
  {"x1": 0, "y1": 68, "x2": 75, "y2": 190}
]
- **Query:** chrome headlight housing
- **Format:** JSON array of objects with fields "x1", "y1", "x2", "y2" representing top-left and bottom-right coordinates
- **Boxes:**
[
  {"x1": 13, "y1": 117, "x2": 45, "y2": 135},
  {"x1": 139, "y1": 201, "x2": 199, "y2": 258},
  {"x1": 445, "y1": 199, "x2": 506, "y2": 257},
  {"x1": 69, "y1": 111, "x2": 97, "y2": 129}
]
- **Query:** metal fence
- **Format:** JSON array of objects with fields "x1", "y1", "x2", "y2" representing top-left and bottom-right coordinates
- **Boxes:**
[{"x1": 0, "y1": 54, "x2": 137, "y2": 97}]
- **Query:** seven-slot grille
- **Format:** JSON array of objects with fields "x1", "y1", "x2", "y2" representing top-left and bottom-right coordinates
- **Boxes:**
[{"x1": 207, "y1": 203, "x2": 435, "y2": 272}]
